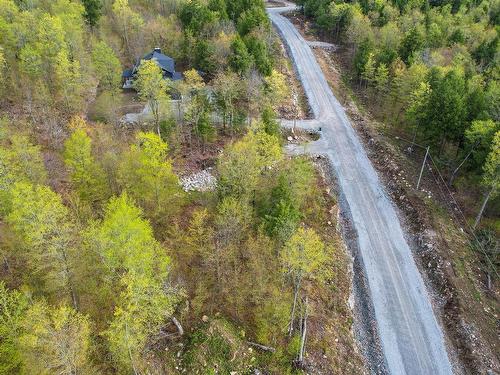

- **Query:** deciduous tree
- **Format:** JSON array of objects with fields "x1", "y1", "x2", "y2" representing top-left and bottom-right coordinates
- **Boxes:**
[
  {"x1": 63, "y1": 119, "x2": 108, "y2": 204},
  {"x1": 92, "y1": 41, "x2": 122, "y2": 92},
  {"x1": 87, "y1": 193, "x2": 178, "y2": 373},
  {"x1": 264, "y1": 69, "x2": 289, "y2": 108},
  {"x1": 118, "y1": 132, "x2": 183, "y2": 222},
  {"x1": 19, "y1": 302, "x2": 91, "y2": 375},
  {"x1": 0, "y1": 283, "x2": 28, "y2": 375},
  {"x1": 212, "y1": 71, "x2": 242, "y2": 130},
  {"x1": 218, "y1": 129, "x2": 282, "y2": 200},
  {"x1": 134, "y1": 60, "x2": 169, "y2": 136},
  {"x1": 6, "y1": 183, "x2": 78, "y2": 306},
  {"x1": 112, "y1": 0, "x2": 144, "y2": 58},
  {"x1": 281, "y1": 227, "x2": 331, "y2": 335},
  {"x1": 0, "y1": 133, "x2": 46, "y2": 213}
]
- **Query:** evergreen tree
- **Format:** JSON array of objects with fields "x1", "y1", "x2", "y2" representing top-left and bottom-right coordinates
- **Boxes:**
[
  {"x1": 229, "y1": 35, "x2": 252, "y2": 75},
  {"x1": 474, "y1": 131, "x2": 500, "y2": 228},
  {"x1": 82, "y1": 0, "x2": 102, "y2": 27},
  {"x1": 399, "y1": 27, "x2": 424, "y2": 64}
]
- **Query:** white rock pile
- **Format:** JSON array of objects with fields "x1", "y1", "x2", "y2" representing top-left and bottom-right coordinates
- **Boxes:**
[{"x1": 180, "y1": 169, "x2": 217, "y2": 192}]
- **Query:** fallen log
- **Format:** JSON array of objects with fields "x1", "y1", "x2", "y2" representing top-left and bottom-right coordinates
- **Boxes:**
[
  {"x1": 171, "y1": 317, "x2": 184, "y2": 336},
  {"x1": 246, "y1": 341, "x2": 276, "y2": 353}
]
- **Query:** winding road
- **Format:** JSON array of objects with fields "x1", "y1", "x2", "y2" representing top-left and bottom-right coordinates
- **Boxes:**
[{"x1": 267, "y1": 3, "x2": 453, "y2": 374}]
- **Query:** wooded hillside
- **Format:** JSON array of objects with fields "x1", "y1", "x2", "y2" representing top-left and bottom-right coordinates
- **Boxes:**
[
  {"x1": 0, "y1": 1, "x2": 363, "y2": 374},
  {"x1": 296, "y1": 0, "x2": 499, "y2": 225}
]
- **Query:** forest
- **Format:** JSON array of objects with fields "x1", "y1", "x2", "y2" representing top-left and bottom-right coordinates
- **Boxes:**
[
  {"x1": 0, "y1": 0, "x2": 362, "y2": 374},
  {"x1": 0, "y1": 0, "x2": 498, "y2": 373},
  {"x1": 295, "y1": 0, "x2": 499, "y2": 232}
]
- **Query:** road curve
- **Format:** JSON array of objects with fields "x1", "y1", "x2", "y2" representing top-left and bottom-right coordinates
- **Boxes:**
[{"x1": 268, "y1": 3, "x2": 453, "y2": 375}]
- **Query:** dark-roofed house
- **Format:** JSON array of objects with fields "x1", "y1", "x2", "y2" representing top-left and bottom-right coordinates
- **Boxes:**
[{"x1": 123, "y1": 48, "x2": 183, "y2": 89}]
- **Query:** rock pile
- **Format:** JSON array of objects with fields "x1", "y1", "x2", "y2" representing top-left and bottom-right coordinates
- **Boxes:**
[{"x1": 180, "y1": 169, "x2": 217, "y2": 192}]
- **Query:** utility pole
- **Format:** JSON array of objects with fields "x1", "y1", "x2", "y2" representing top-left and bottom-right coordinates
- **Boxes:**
[
  {"x1": 298, "y1": 296, "x2": 308, "y2": 363},
  {"x1": 417, "y1": 146, "x2": 430, "y2": 190}
]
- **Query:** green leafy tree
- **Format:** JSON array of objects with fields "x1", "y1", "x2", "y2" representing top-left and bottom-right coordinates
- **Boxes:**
[
  {"x1": 106, "y1": 274, "x2": 177, "y2": 374},
  {"x1": 465, "y1": 120, "x2": 500, "y2": 169},
  {"x1": 261, "y1": 106, "x2": 281, "y2": 137},
  {"x1": 6, "y1": 183, "x2": 78, "y2": 306},
  {"x1": 327, "y1": 2, "x2": 353, "y2": 39},
  {"x1": 212, "y1": 71, "x2": 242, "y2": 130},
  {"x1": 374, "y1": 63, "x2": 389, "y2": 95},
  {"x1": 208, "y1": 0, "x2": 229, "y2": 19},
  {"x1": 466, "y1": 75, "x2": 488, "y2": 124},
  {"x1": 0, "y1": 283, "x2": 28, "y2": 375},
  {"x1": 264, "y1": 69, "x2": 289, "y2": 108},
  {"x1": 485, "y1": 80, "x2": 499, "y2": 122},
  {"x1": 54, "y1": 49, "x2": 83, "y2": 113},
  {"x1": 134, "y1": 60, "x2": 169, "y2": 136},
  {"x1": 0, "y1": 133, "x2": 46, "y2": 213},
  {"x1": 179, "y1": 0, "x2": 218, "y2": 35},
  {"x1": 185, "y1": 89, "x2": 213, "y2": 143},
  {"x1": 354, "y1": 39, "x2": 374, "y2": 81},
  {"x1": 87, "y1": 193, "x2": 178, "y2": 373},
  {"x1": 474, "y1": 131, "x2": 500, "y2": 228},
  {"x1": 194, "y1": 39, "x2": 217, "y2": 75},
  {"x1": 194, "y1": 111, "x2": 215, "y2": 145},
  {"x1": 19, "y1": 302, "x2": 91, "y2": 375},
  {"x1": 172, "y1": 68, "x2": 205, "y2": 125},
  {"x1": 472, "y1": 35, "x2": 498, "y2": 69},
  {"x1": 264, "y1": 174, "x2": 301, "y2": 242},
  {"x1": 245, "y1": 35, "x2": 272, "y2": 76},
  {"x1": 361, "y1": 52, "x2": 376, "y2": 86},
  {"x1": 347, "y1": 6, "x2": 373, "y2": 47},
  {"x1": 86, "y1": 193, "x2": 162, "y2": 278},
  {"x1": 63, "y1": 118, "x2": 108, "y2": 204},
  {"x1": 408, "y1": 68, "x2": 467, "y2": 152},
  {"x1": 118, "y1": 132, "x2": 183, "y2": 221},
  {"x1": 18, "y1": 45, "x2": 43, "y2": 82},
  {"x1": 237, "y1": 6, "x2": 269, "y2": 36},
  {"x1": 281, "y1": 227, "x2": 331, "y2": 335},
  {"x1": 218, "y1": 129, "x2": 283, "y2": 200},
  {"x1": 112, "y1": 0, "x2": 144, "y2": 58},
  {"x1": 92, "y1": 41, "x2": 122, "y2": 92},
  {"x1": 282, "y1": 228, "x2": 331, "y2": 286}
]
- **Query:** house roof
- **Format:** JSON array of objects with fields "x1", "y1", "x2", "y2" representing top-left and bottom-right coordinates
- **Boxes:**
[
  {"x1": 142, "y1": 49, "x2": 175, "y2": 74},
  {"x1": 122, "y1": 68, "x2": 134, "y2": 78},
  {"x1": 171, "y1": 72, "x2": 183, "y2": 81}
]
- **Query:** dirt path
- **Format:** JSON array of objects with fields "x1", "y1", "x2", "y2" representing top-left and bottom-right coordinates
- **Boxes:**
[{"x1": 268, "y1": 3, "x2": 454, "y2": 374}]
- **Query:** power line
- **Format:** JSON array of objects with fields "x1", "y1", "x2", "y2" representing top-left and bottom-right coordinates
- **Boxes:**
[
  {"x1": 381, "y1": 129, "x2": 428, "y2": 150},
  {"x1": 380, "y1": 130, "x2": 498, "y2": 279},
  {"x1": 427, "y1": 153, "x2": 499, "y2": 279},
  {"x1": 375, "y1": 129, "x2": 498, "y2": 279}
]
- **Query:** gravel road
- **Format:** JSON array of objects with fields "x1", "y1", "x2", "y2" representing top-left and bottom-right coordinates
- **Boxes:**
[{"x1": 268, "y1": 3, "x2": 453, "y2": 374}]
